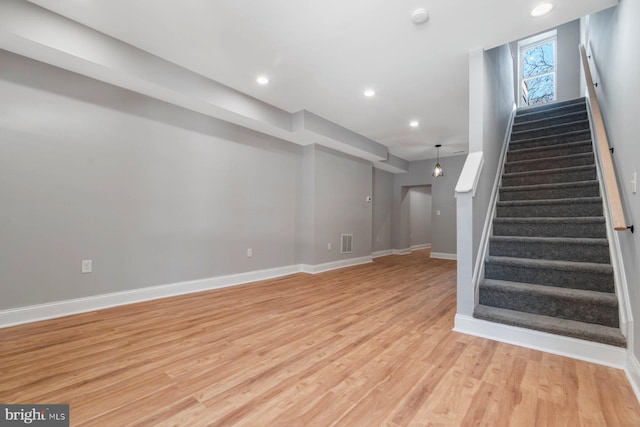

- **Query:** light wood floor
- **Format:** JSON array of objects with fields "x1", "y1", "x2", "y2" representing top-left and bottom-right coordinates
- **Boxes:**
[{"x1": 1, "y1": 250, "x2": 639, "y2": 426}]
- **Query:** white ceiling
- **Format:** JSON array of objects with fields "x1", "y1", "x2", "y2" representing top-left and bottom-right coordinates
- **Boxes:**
[{"x1": 25, "y1": 0, "x2": 617, "y2": 161}]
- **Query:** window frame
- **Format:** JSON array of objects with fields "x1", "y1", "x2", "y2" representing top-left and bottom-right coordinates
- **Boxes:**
[{"x1": 518, "y1": 30, "x2": 558, "y2": 107}]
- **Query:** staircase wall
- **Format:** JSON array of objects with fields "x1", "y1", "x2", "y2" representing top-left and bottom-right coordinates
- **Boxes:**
[
  {"x1": 588, "y1": 0, "x2": 640, "y2": 389},
  {"x1": 456, "y1": 43, "x2": 515, "y2": 315}
]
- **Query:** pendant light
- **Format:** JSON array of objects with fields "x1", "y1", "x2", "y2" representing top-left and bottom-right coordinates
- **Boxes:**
[{"x1": 432, "y1": 144, "x2": 444, "y2": 178}]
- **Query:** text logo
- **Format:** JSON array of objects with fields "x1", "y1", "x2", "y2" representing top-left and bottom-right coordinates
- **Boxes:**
[{"x1": 1, "y1": 405, "x2": 69, "y2": 426}]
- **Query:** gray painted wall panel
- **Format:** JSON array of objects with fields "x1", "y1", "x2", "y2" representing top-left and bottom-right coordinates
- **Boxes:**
[
  {"x1": 473, "y1": 44, "x2": 515, "y2": 263},
  {"x1": 313, "y1": 146, "x2": 373, "y2": 264},
  {"x1": 588, "y1": 0, "x2": 640, "y2": 367},
  {"x1": 372, "y1": 168, "x2": 393, "y2": 252}
]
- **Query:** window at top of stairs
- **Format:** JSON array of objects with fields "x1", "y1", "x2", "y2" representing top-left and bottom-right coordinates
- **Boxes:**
[{"x1": 519, "y1": 30, "x2": 557, "y2": 107}]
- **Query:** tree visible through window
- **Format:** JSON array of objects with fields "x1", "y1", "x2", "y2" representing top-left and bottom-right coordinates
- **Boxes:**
[{"x1": 521, "y1": 39, "x2": 556, "y2": 106}]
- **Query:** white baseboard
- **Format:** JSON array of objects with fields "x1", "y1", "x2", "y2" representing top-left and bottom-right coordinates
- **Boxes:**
[
  {"x1": 300, "y1": 256, "x2": 372, "y2": 274},
  {"x1": 454, "y1": 314, "x2": 627, "y2": 369},
  {"x1": 430, "y1": 252, "x2": 457, "y2": 260},
  {"x1": 625, "y1": 352, "x2": 640, "y2": 405},
  {"x1": 410, "y1": 243, "x2": 431, "y2": 251},
  {"x1": 392, "y1": 248, "x2": 411, "y2": 255},
  {"x1": 0, "y1": 264, "x2": 301, "y2": 329},
  {"x1": 371, "y1": 250, "x2": 392, "y2": 258}
]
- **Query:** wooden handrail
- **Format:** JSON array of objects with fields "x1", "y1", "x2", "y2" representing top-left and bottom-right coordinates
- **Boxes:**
[{"x1": 579, "y1": 44, "x2": 629, "y2": 231}]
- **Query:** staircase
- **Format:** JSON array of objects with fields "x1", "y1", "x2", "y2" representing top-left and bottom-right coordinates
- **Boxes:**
[{"x1": 474, "y1": 97, "x2": 626, "y2": 348}]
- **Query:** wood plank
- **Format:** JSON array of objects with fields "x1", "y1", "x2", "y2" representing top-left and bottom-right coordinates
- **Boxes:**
[{"x1": 0, "y1": 250, "x2": 638, "y2": 425}]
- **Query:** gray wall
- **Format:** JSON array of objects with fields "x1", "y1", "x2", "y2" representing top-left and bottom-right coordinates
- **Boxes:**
[
  {"x1": 0, "y1": 50, "x2": 301, "y2": 310},
  {"x1": 473, "y1": 44, "x2": 516, "y2": 263},
  {"x1": 587, "y1": 0, "x2": 640, "y2": 365},
  {"x1": 311, "y1": 145, "x2": 373, "y2": 264},
  {"x1": 409, "y1": 186, "x2": 432, "y2": 247},
  {"x1": 556, "y1": 20, "x2": 582, "y2": 102},
  {"x1": 372, "y1": 168, "x2": 393, "y2": 252},
  {"x1": 393, "y1": 156, "x2": 466, "y2": 255}
]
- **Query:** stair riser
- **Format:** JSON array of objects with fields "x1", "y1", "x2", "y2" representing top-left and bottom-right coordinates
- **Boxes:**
[
  {"x1": 473, "y1": 306, "x2": 626, "y2": 347},
  {"x1": 511, "y1": 121, "x2": 590, "y2": 142},
  {"x1": 502, "y1": 168, "x2": 596, "y2": 187},
  {"x1": 515, "y1": 103, "x2": 587, "y2": 123},
  {"x1": 496, "y1": 202, "x2": 603, "y2": 218},
  {"x1": 492, "y1": 221, "x2": 607, "y2": 238},
  {"x1": 513, "y1": 112, "x2": 589, "y2": 132},
  {"x1": 505, "y1": 154, "x2": 594, "y2": 174},
  {"x1": 507, "y1": 142, "x2": 592, "y2": 162},
  {"x1": 484, "y1": 263, "x2": 614, "y2": 293},
  {"x1": 500, "y1": 185, "x2": 600, "y2": 201},
  {"x1": 479, "y1": 287, "x2": 619, "y2": 327},
  {"x1": 489, "y1": 240, "x2": 610, "y2": 263},
  {"x1": 510, "y1": 131, "x2": 591, "y2": 150}
]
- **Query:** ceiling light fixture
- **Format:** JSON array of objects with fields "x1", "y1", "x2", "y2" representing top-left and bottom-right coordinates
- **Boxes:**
[
  {"x1": 432, "y1": 144, "x2": 444, "y2": 178},
  {"x1": 256, "y1": 75, "x2": 270, "y2": 85},
  {"x1": 530, "y1": 3, "x2": 553, "y2": 17},
  {"x1": 409, "y1": 120, "x2": 420, "y2": 128},
  {"x1": 411, "y1": 8, "x2": 429, "y2": 25},
  {"x1": 363, "y1": 88, "x2": 376, "y2": 97}
]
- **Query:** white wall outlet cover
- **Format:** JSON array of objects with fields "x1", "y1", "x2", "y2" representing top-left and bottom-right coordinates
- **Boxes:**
[
  {"x1": 632, "y1": 172, "x2": 637, "y2": 194},
  {"x1": 246, "y1": 248, "x2": 252, "y2": 257},
  {"x1": 436, "y1": 210, "x2": 441, "y2": 215},
  {"x1": 328, "y1": 243, "x2": 332, "y2": 251},
  {"x1": 81, "y1": 259, "x2": 92, "y2": 273}
]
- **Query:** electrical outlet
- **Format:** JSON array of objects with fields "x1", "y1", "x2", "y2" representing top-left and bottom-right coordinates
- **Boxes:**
[
  {"x1": 632, "y1": 172, "x2": 637, "y2": 194},
  {"x1": 436, "y1": 210, "x2": 441, "y2": 216},
  {"x1": 81, "y1": 259, "x2": 92, "y2": 274},
  {"x1": 328, "y1": 243, "x2": 332, "y2": 251},
  {"x1": 247, "y1": 248, "x2": 252, "y2": 258}
]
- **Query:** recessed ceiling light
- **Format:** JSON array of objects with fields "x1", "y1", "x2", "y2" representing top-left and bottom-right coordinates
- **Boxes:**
[
  {"x1": 256, "y1": 75, "x2": 270, "y2": 85},
  {"x1": 530, "y1": 3, "x2": 553, "y2": 17},
  {"x1": 409, "y1": 120, "x2": 420, "y2": 128},
  {"x1": 363, "y1": 88, "x2": 376, "y2": 97}
]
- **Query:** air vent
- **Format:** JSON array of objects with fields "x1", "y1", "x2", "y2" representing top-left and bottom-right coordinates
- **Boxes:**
[{"x1": 341, "y1": 234, "x2": 353, "y2": 254}]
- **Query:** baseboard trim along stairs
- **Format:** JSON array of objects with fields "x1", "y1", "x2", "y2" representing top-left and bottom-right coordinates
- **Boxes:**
[{"x1": 470, "y1": 97, "x2": 628, "y2": 361}]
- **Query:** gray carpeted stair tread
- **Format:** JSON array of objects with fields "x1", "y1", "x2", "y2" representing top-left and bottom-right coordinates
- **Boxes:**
[
  {"x1": 500, "y1": 180, "x2": 599, "y2": 193},
  {"x1": 490, "y1": 236, "x2": 608, "y2": 246},
  {"x1": 509, "y1": 129, "x2": 592, "y2": 150},
  {"x1": 516, "y1": 98, "x2": 586, "y2": 115},
  {"x1": 489, "y1": 236, "x2": 610, "y2": 263},
  {"x1": 507, "y1": 141, "x2": 593, "y2": 163},
  {"x1": 515, "y1": 102, "x2": 586, "y2": 123},
  {"x1": 512, "y1": 111, "x2": 589, "y2": 132},
  {"x1": 496, "y1": 196, "x2": 603, "y2": 218},
  {"x1": 486, "y1": 256, "x2": 613, "y2": 274},
  {"x1": 497, "y1": 196, "x2": 602, "y2": 207},
  {"x1": 479, "y1": 279, "x2": 619, "y2": 326},
  {"x1": 507, "y1": 140, "x2": 592, "y2": 159},
  {"x1": 499, "y1": 180, "x2": 600, "y2": 202},
  {"x1": 503, "y1": 164, "x2": 595, "y2": 180},
  {"x1": 505, "y1": 152, "x2": 594, "y2": 173},
  {"x1": 473, "y1": 305, "x2": 626, "y2": 347},
  {"x1": 492, "y1": 216, "x2": 607, "y2": 238},
  {"x1": 501, "y1": 164, "x2": 596, "y2": 187},
  {"x1": 510, "y1": 120, "x2": 590, "y2": 141}
]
